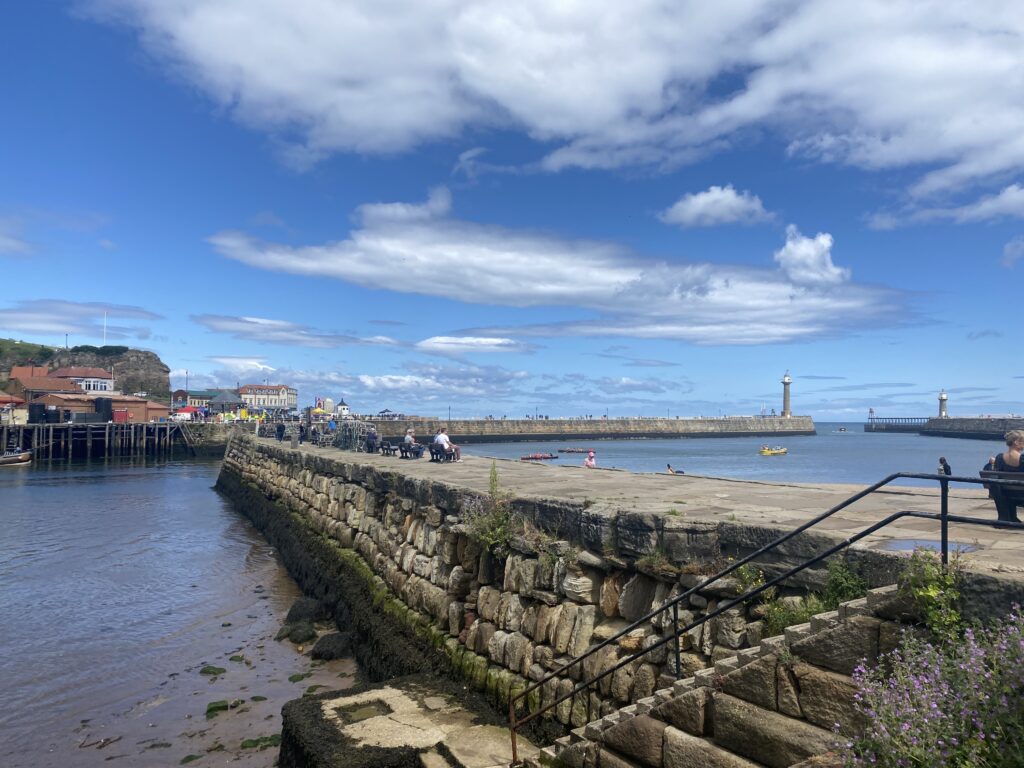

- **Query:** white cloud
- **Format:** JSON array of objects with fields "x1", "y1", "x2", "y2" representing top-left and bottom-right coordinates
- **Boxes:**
[
  {"x1": 0, "y1": 299, "x2": 161, "y2": 339},
  {"x1": 206, "y1": 356, "x2": 276, "y2": 373},
  {"x1": 773, "y1": 225, "x2": 850, "y2": 286},
  {"x1": 875, "y1": 184, "x2": 1024, "y2": 228},
  {"x1": 1003, "y1": 236, "x2": 1024, "y2": 268},
  {"x1": 0, "y1": 218, "x2": 32, "y2": 255},
  {"x1": 659, "y1": 185, "x2": 772, "y2": 228},
  {"x1": 415, "y1": 336, "x2": 533, "y2": 356},
  {"x1": 192, "y1": 313, "x2": 397, "y2": 348},
  {"x1": 212, "y1": 189, "x2": 899, "y2": 345},
  {"x1": 87, "y1": 0, "x2": 1024, "y2": 196}
]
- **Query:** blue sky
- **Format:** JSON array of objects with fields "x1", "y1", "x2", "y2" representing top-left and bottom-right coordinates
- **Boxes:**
[{"x1": 1, "y1": 2, "x2": 1022, "y2": 419}]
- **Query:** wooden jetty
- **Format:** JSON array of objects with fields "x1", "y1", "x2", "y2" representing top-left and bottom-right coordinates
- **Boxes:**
[{"x1": 0, "y1": 422, "x2": 196, "y2": 462}]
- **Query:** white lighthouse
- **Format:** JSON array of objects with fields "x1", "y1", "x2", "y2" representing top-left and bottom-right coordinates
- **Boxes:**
[
  {"x1": 781, "y1": 371, "x2": 792, "y2": 418},
  {"x1": 938, "y1": 389, "x2": 948, "y2": 419}
]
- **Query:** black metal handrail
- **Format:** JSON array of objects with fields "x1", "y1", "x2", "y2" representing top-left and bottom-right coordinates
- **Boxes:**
[{"x1": 508, "y1": 472, "x2": 1024, "y2": 762}]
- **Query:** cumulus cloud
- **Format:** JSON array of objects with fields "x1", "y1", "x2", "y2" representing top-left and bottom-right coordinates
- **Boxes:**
[
  {"x1": 659, "y1": 185, "x2": 772, "y2": 228},
  {"x1": 1003, "y1": 236, "x2": 1024, "y2": 268},
  {"x1": 212, "y1": 190, "x2": 899, "y2": 346},
  {"x1": 192, "y1": 313, "x2": 397, "y2": 348},
  {"x1": 85, "y1": 0, "x2": 1024, "y2": 196},
  {"x1": 0, "y1": 299, "x2": 161, "y2": 339},
  {"x1": 773, "y1": 225, "x2": 850, "y2": 286}
]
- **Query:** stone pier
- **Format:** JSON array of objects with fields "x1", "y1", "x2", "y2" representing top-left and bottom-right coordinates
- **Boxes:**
[{"x1": 216, "y1": 434, "x2": 1024, "y2": 767}]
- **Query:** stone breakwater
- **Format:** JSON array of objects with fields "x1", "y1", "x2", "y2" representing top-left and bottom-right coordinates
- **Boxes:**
[
  {"x1": 218, "y1": 434, "x2": 1024, "y2": 767},
  {"x1": 368, "y1": 415, "x2": 816, "y2": 443},
  {"x1": 216, "y1": 434, "x2": 896, "y2": 732},
  {"x1": 921, "y1": 416, "x2": 1024, "y2": 441}
]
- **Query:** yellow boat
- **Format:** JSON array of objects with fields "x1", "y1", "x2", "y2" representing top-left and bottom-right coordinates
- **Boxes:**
[{"x1": 759, "y1": 445, "x2": 788, "y2": 456}]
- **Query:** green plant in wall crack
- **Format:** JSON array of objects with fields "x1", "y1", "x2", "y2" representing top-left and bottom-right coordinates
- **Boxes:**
[
  {"x1": 463, "y1": 462, "x2": 516, "y2": 557},
  {"x1": 898, "y1": 547, "x2": 964, "y2": 640}
]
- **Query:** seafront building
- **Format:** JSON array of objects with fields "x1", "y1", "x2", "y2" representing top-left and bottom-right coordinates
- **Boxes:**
[{"x1": 238, "y1": 383, "x2": 298, "y2": 412}]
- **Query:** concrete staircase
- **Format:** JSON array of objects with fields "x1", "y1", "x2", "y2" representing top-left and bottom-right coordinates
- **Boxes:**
[{"x1": 524, "y1": 585, "x2": 907, "y2": 768}]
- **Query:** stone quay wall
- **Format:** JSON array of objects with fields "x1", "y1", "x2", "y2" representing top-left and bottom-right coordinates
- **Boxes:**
[
  {"x1": 367, "y1": 416, "x2": 816, "y2": 444},
  {"x1": 216, "y1": 434, "x2": 906, "y2": 734},
  {"x1": 920, "y1": 417, "x2": 1024, "y2": 441}
]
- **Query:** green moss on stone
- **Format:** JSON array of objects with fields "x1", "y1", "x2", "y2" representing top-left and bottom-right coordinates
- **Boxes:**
[
  {"x1": 180, "y1": 755, "x2": 203, "y2": 765},
  {"x1": 240, "y1": 734, "x2": 281, "y2": 750},
  {"x1": 205, "y1": 701, "x2": 229, "y2": 719},
  {"x1": 199, "y1": 665, "x2": 226, "y2": 676},
  {"x1": 288, "y1": 671, "x2": 312, "y2": 683}
]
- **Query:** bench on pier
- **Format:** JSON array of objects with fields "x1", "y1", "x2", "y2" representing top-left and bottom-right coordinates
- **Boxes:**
[
  {"x1": 429, "y1": 443, "x2": 455, "y2": 462},
  {"x1": 379, "y1": 440, "x2": 399, "y2": 456},
  {"x1": 980, "y1": 470, "x2": 1024, "y2": 523},
  {"x1": 399, "y1": 441, "x2": 424, "y2": 459}
]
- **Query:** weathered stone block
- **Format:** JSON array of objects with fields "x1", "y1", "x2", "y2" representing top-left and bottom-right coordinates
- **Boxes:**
[
  {"x1": 790, "y1": 616, "x2": 880, "y2": 676},
  {"x1": 569, "y1": 605, "x2": 597, "y2": 656},
  {"x1": 619, "y1": 574, "x2": 659, "y2": 622},
  {"x1": 488, "y1": 629, "x2": 510, "y2": 663},
  {"x1": 651, "y1": 686, "x2": 711, "y2": 736},
  {"x1": 554, "y1": 602, "x2": 580, "y2": 654},
  {"x1": 715, "y1": 608, "x2": 747, "y2": 649},
  {"x1": 477, "y1": 585, "x2": 501, "y2": 622},
  {"x1": 597, "y1": 747, "x2": 642, "y2": 768},
  {"x1": 448, "y1": 600, "x2": 464, "y2": 636},
  {"x1": 601, "y1": 714, "x2": 666, "y2": 768},
  {"x1": 601, "y1": 572, "x2": 627, "y2": 618},
  {"x1": 776, "y1": 665, "x2": 801, "y2": 718},
  {"x1": 721, "y1": 654, "x2": 777, "y2": 711},
  {"x1": 496, "y1": 592, "x2": 525, "y2": 632},
  {"x1": 712, "y1": 693, "x2": 839, "y2": 768},
  {"x1": 663, "y1": 725, "x2": 761, "y2": 768},
  {"x1": 792, "y1": 662, "x2": 862, "y2": 735},
  {"x1": 563, "y1": 567, "x2": 602, "y2": 604},
  {"x1": 447, "y1": 565, "x2": 472, "y2": 599}
]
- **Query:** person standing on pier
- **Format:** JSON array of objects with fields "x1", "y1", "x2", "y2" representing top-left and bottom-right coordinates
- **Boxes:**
[
  {"x1": 275, "y1": 422, "x2": 285, "y2": 442},
  {"x1": 584, "y1": 450, "x2": 596, "y2": 468},
  {"x1": 938, "y1": 456, "x2": 951, "y2": 476}
]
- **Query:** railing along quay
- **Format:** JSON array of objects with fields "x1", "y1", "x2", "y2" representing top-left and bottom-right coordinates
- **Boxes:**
[{"x1": 508, "y1": 471, "x2": 1024, "y2": 762}]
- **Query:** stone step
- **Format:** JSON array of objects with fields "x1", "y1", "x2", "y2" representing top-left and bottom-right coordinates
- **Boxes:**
[
  {"x1": 838, "y1": 596, "x2": 871, "y2": 619},
  {"x1": 784, "y1": 621, "x2": 812, "y2": 645},
  {"x1": 865, "y1": 584, "x2": 899, "y2": 609},
  {"x1": 809, "y1": 610, "x2": 840, "y2": 633},
  {"x1": 419, "y1": 748, "x2": 454, "y2": 768}
]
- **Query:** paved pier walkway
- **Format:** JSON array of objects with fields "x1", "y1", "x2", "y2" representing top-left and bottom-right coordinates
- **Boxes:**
[{"x1": 274, "y1": 439, "x2": 1024, "y2": 578}]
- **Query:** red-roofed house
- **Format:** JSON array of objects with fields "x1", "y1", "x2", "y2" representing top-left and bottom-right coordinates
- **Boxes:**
[
  {"x1": 5, "y1": 376, "x2": 81, "y2": 402},
  {"x1": 50, "y1": 366, "x2": 115, "y2": 392}
]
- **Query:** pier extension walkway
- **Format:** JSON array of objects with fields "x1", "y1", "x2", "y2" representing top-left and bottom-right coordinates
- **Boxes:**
[{"x1": 277, "y1": 438, "x2": 1024, "y2": 578}]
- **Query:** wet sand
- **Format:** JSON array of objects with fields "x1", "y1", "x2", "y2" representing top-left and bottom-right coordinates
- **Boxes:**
[
  {"x1": 0, "y1": 460, "x2": 359, "y2": 768},
  {"x1": 64, "y1": 573, "x2": 357, "y2": 768}
]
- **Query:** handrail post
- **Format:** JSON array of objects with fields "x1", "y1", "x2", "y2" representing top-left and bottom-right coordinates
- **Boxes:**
[
  {"x1": 673, "y1": 602, "x2": 681, "y2": 678},
  {"x1": 939, "y1": 475, "x2": 949, "y2": 565},
  {"x1": 509, "y1": 698, "x2": 518, "y2": 764}
]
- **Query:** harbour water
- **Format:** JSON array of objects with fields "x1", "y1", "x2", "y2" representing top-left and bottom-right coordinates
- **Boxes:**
[
  {"x1": 0, "y1": 424, "x2": 1008, "y2": 766},
  {"x1": 463, "y1": 422, "x2": 1005, "y2": 486},
  {"x1": 0, "y1": 459, "x2": 356, "y2": 768}
]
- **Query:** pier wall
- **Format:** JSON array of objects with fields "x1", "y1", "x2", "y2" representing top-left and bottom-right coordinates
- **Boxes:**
[
  {"x1": 920, "y1": 417, "x2": 1024, "y2": 441},
  {"x1": 217, "y1": 435, "x2": 1024, "y2": 767},
  {"x1": 367, "y1": 416, "x2": 816, "y2": 443},
  {"x1": 216, "y1": 434, "x2": 904, "y2": 732}
]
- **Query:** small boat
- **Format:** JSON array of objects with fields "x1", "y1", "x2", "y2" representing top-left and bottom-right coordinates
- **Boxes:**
[
  {"x1": 520, "y1": 453, "x2": 559, "y2": 461},
  {"x1": 832, "y1": 427, "x2": 848, "y2": 434},
  {"x1": 0, "y1": 448, "x2": 32, "y2": 466},
  {"x1": 759, "y1": 445, "x2": 788, "y2": 456},
  {"x1": 558, "y1": 447, "x2": 592, "y2": 454}
]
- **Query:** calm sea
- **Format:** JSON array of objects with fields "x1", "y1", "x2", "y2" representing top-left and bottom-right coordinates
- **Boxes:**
[
  {"x1": 0, "y1": 425, "x2": 1006, "y2": 765},
  {"x1": 462, "y1": 422, "x2": 1004, "y2": 485}
]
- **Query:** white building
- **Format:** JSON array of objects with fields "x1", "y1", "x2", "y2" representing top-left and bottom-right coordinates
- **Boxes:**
[
  {"x1": 336, "y1": 399, "x2": 351, "y2": 418},
  {"x1": 50, "y1": 366, "x2": 115, "y2": 393},
  {"x1": 238, "y1": 384, "x2": 298, "y2": 411}
]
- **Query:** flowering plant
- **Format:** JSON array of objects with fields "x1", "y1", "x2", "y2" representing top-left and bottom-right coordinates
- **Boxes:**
[{"x1": 844, "y1": 607, "x2": 1024, "y2": 767}]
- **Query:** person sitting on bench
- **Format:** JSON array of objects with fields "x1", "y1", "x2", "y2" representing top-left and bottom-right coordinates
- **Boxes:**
[
  {"x1": 434, "y1": 427, "x2": 461, "y2": 462},
  {"x1": 403, "y1": 428, "x2": 424, "y2": 458}
]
